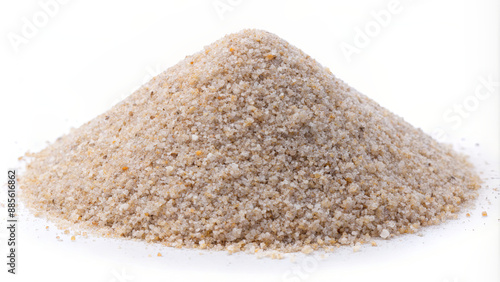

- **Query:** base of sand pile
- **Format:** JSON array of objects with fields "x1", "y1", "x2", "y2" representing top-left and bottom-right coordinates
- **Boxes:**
[{"x1": 12, "y1": 141, "x2": 499, "y2": 281}]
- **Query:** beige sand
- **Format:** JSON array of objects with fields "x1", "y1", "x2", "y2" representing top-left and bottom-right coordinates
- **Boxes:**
[{"x1": 21, "y1": 29, "x2": 481, "y2": 253}]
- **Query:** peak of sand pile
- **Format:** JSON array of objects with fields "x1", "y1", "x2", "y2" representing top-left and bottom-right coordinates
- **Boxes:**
[{"x1": 21, "y1": 29, "x2": 480, "y2": 253}]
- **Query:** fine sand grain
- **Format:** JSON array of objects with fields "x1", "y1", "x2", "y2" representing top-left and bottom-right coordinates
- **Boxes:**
[{"x1": 20, "y1": 29, "x2": 481, "y2": 253}]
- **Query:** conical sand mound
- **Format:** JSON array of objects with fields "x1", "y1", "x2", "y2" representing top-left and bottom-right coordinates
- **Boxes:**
[{"x1": 21, "y1": 29, "x2": 480, "y2": 253}]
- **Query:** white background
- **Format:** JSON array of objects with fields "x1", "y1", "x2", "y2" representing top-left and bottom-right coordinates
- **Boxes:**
[{"x1": 0, "y1": 0, "x2": 498, "y2": 281}]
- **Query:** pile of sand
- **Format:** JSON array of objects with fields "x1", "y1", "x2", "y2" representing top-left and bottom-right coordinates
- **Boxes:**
[{"x1": 21, "y1": 29, "x2": 480, "y2": 253}]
